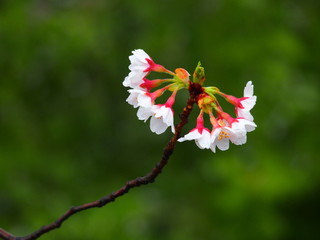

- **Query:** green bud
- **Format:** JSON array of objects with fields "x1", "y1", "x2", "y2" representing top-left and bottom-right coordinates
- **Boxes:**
[
  {"x1": 204, "y1": 87, "x2": 219, "y2": 95},
  {"x1": 192, "y1": 62, "x2": 205, "y2": 85}
]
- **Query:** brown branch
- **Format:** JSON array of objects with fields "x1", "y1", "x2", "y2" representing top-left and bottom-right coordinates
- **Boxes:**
[{"x1": 0, "y1": 82, "x2": 202, "y2": 240}]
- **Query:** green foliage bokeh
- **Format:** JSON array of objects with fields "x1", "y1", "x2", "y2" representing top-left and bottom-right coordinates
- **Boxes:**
[{"x1": 0, "y1": 0, "x2": 319, "y2": 239}]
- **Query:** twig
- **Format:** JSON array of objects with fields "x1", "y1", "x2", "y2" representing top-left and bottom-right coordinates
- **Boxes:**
[{"x1": 0, "y1": 82, "x2": 202, "y2": 240}]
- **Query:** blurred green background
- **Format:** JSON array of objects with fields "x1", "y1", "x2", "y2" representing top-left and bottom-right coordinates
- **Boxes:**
[{"x1": 0, "y1": 0, "x2": 319, "y2": 239}]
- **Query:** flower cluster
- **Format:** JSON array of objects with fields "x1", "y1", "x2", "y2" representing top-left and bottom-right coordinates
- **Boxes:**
[
  {"x1": 123, "y1": 49, "x2": 187, "y2": 134},
  {"x1": 178, "y1": 82, "x2": 257, "y2": 152},
  {"x1": 124, "y1": 49, "x2": 257, "y2": 152}
]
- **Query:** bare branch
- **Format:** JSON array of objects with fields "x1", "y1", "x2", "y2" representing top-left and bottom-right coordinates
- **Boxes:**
[{"x1": 0, "y1": 82, "x2": 201, "y2": 240}]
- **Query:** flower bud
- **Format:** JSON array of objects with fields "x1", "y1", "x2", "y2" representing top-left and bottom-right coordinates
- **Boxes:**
[
  {"x1": 197, "y1": 93, "x2": 215, "y2": 113},
  {"x1": 175, "y1": 68, "x2": 190, "y2": 84},
  {"x1": 193, "y1": 62, "x2": 205, "y2": 85}
]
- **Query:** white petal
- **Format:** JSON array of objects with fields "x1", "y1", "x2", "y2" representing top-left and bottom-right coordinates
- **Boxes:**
[
  {"x1": 163, "y1": 109, "x2": 175, "y2": 133},
  {"x1": 126, "y1": 93, "x2": 138, "y2": 108},
  {"x1": 137, "y1": 94, "x2": 152, "y2": 108},
  {"x1": 150, "y1": 106, "x2": 175, "y2": 134},
  {"x1": 126, "y1": 89, "x2": 143, "y2": 106},
  {"x1": 227, "y1": 124, "x2": 245, "y2": 138},
  {"x1": 150, "y1": 116, "x2": 168, "y2": 134},
  {"x1": 228, "y1": 127, "x2": 247, "y2": 145},
  {"x1": 211, "y1": 127, "x2": 233, "y2": 151},
  {"x1": 237, "y1": 109, "x2": 254, "y2": 121},
  {"x1": 241, "y1": 96, "x2": 256, "y2": 111},
  {"x1": 130, "y1": 71, "x2": 146, "y2": 87},
  {"x1": 177, "y1": 137, "x2": 187, "y2": 142},
  {"x1": 210, "y1": 143, "x2": 217, "y2": 153},
  {"x1": 178, "y1": 129, "x2": 200, "y2": 142},
  {"x1": 195, "y1": 140, "x2": 204, "y2": 149},
  {"x1": 236, "y1": 119, "x2": 257, "y2": 132},
  {"x1": 244, "y1": 81, "x2": 254, "y2": 97},
  {"x1": 131, "y1": 49, "x2": 150, "y2": 62},
  {"x1": 137, "y1": 107, "x2": 153, "y2": 121},
  {"x1": 232, "y1": 134, "x2": 247, "y2": 145},
  {"x1": 217, "y1": 138, "x2": 230, "y2": 151},
  {"x1": 227, "y1": 120, "x2": 253, "y2": 145},
  {"x1": 129, "y1": 63, "x2": 148, "y2": 72},
  {"x1": 154, "y1": 105, "x2": 167, "y2": 118},
  {"x1": 123, "y1": 71, "x2": 146, "y2": 88},
  {"x1": 236, "y1": 82, "x2": 256, "y2": 121},
  {"x1": 126, "y1": 89, "x2": 143, "y2": 107},
  {"x1": 123, "y1": 76, "x2": 131, "y2": 87},
  {"x1": 245, "y1": 123, "x2": 256, "y2": 132},
  {"x1": 124, "y1": 50, "x2": 153, "y2": 88},
  {"x1": 196, "y1": 130, "x2": 211, "y2": 149},
  {"x1": 210, "y1": 128, "x2": 222, "y2": 142},
  {"x1": 151, "y1": 105, "x2": 161, "y2": 114},
  {"x1": 128, "y1": 50, "x2": 151, "y2": 72}
]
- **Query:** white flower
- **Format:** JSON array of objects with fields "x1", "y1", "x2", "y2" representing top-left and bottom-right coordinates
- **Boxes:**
[
  {"x1": 210, "y1": 118, "x2": 257, "y2": 152},
  {"x1": 210, "y1": 127, "x2": 234, "y2": 152},
  {"x1": 178, "y1": 128, "x2": 211, "y2": 149},
  {"x1": 210, "y1": 125, "x2": 246, "y2": 152},
  {"x1": 149, "y1": 105, "x2": 175, "y2": 135},
  {"x1": 123, "y1": 49, "x2": 153, "y2": 89},
  {"x1": 137, "y1": 106, "x2": 153, "y2": 121},
  {"x1": 123, "y1": 71, "x2": 146, "y2": 89},
  {"x1": 125, "y1": 84, "x2": 156, "y2": 123},
  {"x1": 229, "y1": 119, "x2": 256, "y2": 144},
  {"x1": 234, "y1": 118, "x2": 257, "y2": 133},
  {"x1": 128, "y1": 49, "x2": 152, "y2": 71},
  {"x1": 236, "y1": 81, "x2": 257, "y2": 121},
  {"x1": 126, "y1": 89, "x2": 152, "y2": 108}
]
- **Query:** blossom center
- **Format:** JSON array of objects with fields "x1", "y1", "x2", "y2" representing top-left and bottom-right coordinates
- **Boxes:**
[{"x1": 218, "y1": 130, "x2": 230, "y2": 140}]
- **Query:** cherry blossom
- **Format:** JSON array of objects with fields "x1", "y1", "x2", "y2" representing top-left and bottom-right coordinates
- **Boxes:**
[
  {"x1": 210, "y1": 127, "x2": 233, "y2": 152},
  {"x1": 126, "y1": 89, "x2": 152, "y2": 108},
  {"x1": 178, "y1": 112, "x2": 211, "y2": 149},
  {"x1": 236, "y1": 81, "x2": 257, "y2": 121},
  {"x1": 123, "y1": 49, "x2": 168, "y2": 89},
  {"x1": 149, "y1": 104, "x2": 175, "y2": 134},
  {"x1": 123, "y1": 49, "x2": 257, "y2": 152},
  {"x1": 210, "y1": 118, "x2": 257, "y2": 152},
  {"x1": 122, "y1": 49, "x2": 153, "y2": 88},
  {"x1": 137, "y1": 106, "x2": 154, "y2": 122}
]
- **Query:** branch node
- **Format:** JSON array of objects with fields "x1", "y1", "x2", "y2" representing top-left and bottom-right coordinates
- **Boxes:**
[
  {"x1": 99, "y1": 193, "x2": 115, "y2": 207},
  {"x1": 54, "y1": 220, "x2": 62, "y2": 228},
  {"x1": 70, "y1": 206, "x2": 77, "y2": 212},
  {"x1": 126, "y1": 180, "x2": 134, "y2": 188},
  {"x1": 136, "y1": 177, "x2": 146, "y2": 185}
]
